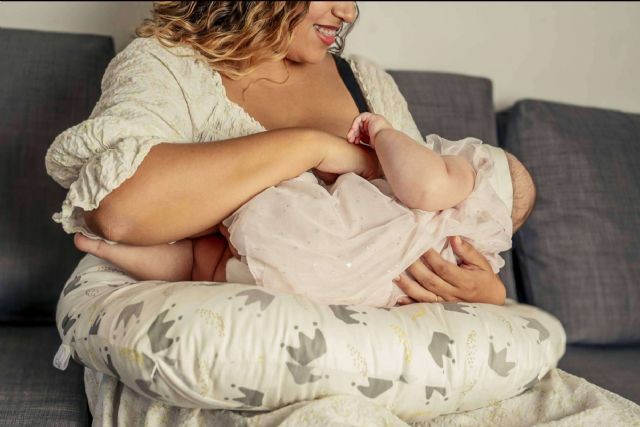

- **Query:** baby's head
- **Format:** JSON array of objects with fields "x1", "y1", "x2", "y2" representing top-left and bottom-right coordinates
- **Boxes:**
[{"x1": 504, "y1": 151, "x2": 536, "y2": 234}]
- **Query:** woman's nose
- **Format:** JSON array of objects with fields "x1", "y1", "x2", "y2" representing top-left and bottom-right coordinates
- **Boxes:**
[{"x1": 332, "y1": 1, "x2": 358, "y2": 25}]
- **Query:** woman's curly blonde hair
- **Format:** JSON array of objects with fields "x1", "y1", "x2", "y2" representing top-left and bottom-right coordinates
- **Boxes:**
[{"x1": 136, "y1": 1, "x2": 359, "y2": 81}]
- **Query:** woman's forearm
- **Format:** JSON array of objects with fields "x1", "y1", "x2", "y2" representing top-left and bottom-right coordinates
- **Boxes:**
[
  {"x1": 85, "y1": 127, "x2": 324, "y2": 245},
  {"x1": 374, "y1": 129, "x2": 475, "y2": 211}
]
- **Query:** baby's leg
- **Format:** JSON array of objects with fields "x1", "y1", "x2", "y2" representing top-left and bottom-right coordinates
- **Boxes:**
[
  {"x1": 191, "y1": 233, "x2": 229, "y2": 282},
  {"x1": 73, "y1": 233, "x2": 194, "y2": 282}
]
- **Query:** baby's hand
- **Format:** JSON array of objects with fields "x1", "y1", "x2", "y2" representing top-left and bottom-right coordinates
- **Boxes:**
[{"x1": 346, "y1": 112, "x2": 394, "y2": 150}]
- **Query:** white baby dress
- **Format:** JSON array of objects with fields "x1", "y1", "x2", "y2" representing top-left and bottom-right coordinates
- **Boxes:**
[{"x1": 222, "y1": 134, "x2": 514, "y2": 308}]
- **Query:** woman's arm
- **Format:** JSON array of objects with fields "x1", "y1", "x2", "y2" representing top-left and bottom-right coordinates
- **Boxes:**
[
  {"x1": 47, "y1": 39, "x2": 375, "y2": 247},
  {"x1": 86, "y1": 128, "x2": 380, "y2": 245},
  {"x1": 85, "y1": 128, "x2": 317, "y2": 244}
]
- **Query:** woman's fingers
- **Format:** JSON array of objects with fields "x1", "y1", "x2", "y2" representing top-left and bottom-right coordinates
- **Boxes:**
[
  {"x1": 406, "y1": 254, "x2": 462, "y2": 300},
  {"x1": 396, "y1": 239, "x2": 503, "y2": 305},
  {"x1": 449, "y1": 236, "x2": 491, "y2": 271},
  {"x1": 392, "y1": 271, "x2": 440, "y2": 303},
  {"x1": 395, "y1": 296, "x2": 417, "y2": 306},
  {"x1": 422, "y1": 248, "x2": 472, "y2": 288}
]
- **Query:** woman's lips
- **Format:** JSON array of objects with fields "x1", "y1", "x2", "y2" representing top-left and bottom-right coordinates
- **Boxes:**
[{"x1": 315, "y1": 26, "x2": 336, "y2": 46}]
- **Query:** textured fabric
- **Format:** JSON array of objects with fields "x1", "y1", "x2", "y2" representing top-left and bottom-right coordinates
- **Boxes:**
[
  {"x1": 57, "y1": 253, "x2": 565, "y2": 421},
  {"x1": 45, "y1": 37, "x2": 425, "y2": 246},
  {"x1": 83, "y1": 367, "x2": 640, "y2": 426},
  {"x1": 0, "y1": 28, "x2": 114, "y2": 322},
  {"x1": 501, "y1": 99, "x2": 640, "y2": 344},
  {"x1": 388, "y1": 70, "x2": 497, "y2": 146},
  {"x1": 559, "y1": 344, "x2": 640, "y2": 404},
  {"x1": 222, "y1": 136, "x2": 512, "y2": 307},
  {"x1": 0, "y1": 325, "x2": 89, "y2": 426}
]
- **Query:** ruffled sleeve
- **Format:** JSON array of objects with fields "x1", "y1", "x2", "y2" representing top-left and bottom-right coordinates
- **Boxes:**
[{"x1": 45, "y1": 37, "x2": 212, "y2": 244}]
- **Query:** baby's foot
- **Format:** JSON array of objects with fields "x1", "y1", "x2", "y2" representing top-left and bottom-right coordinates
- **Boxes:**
[
  {"x1": 73, "y1": 232, "x2": 193, "y2": 282},
  {"x1": 74, "y1": 233, "x2": 105, "y2": 256}
]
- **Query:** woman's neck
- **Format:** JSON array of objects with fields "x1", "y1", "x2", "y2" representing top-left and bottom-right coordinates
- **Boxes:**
[{"x1": 227, "y1": 52, "x2": 333, "y2": 86}]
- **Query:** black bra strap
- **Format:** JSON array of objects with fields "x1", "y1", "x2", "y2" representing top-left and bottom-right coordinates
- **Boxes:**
[{"x1": 332, "y1": 54, "x2": 370, "y2": 114}]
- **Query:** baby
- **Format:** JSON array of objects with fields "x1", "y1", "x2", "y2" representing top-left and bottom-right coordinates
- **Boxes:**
[{"x1": 74, "y1": 113, "x2": 536, "y2": 307}]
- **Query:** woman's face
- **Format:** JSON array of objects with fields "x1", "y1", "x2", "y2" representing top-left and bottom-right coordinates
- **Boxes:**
[{"x1": 286, "y1": 1, "x2": 357, "y2": 64}]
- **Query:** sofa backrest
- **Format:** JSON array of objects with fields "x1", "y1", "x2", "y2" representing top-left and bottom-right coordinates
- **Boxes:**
[
  {"x1": 0, "y1": 28, "x2": 114, "y2": 323},
  {"x1": 497, "y1": 99, "x2": 640, "y2": 344}
]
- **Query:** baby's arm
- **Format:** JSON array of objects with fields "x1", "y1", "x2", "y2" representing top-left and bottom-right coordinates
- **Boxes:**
[
  {"x1": 375, "y1": 128, "x2": 476, "y2": 211},
  {"x1": 346, "y1": 113, "x2": 476, "y2": 212}
]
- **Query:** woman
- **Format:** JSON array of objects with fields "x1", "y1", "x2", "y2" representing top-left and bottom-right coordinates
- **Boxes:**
[{"x1": 46, "y1": 1, "x2": 532, "y2": 305}]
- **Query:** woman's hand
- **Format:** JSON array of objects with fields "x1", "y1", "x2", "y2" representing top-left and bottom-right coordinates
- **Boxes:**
[
  {"x1": 314, "y1": 131, "x2": 383, "y2": 181},
  {"x1": 394, "y1": 236, "x2": 507, "y2": 305}
]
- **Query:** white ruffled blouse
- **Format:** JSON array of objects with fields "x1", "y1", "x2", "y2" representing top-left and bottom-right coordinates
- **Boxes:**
[{"x1": 44, "y1": 37, "x2": 425, "y2": 244}]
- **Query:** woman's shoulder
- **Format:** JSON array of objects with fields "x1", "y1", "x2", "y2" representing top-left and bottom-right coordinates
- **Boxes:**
[
  {"x1": 342, "y1": 53, "x2": 382, "y2": 72},
  {"x1": 96, "y1": 37, "x2": 232, "y2": 140},
  {"x1": 109, "y1": 37, "x2": 209, "y2": 76},
  {"x1": 341, "y1": 53, "x2": 386, "y2": 85},
  {"x1": 103, "y1": 37, "x2": 224, "y2": 103},
  {"x1": 340, "y1": 54, "x2": 400, "y2": 109},
  {"x1": 118, "y1": 36, "x2": 196, "y2": 58},
  {"x1": 340, "y1": 53, "x2": 402, "y2": 104},
  {"x1": 341, "y1": 52, "x2": 425, "y2": 144}
]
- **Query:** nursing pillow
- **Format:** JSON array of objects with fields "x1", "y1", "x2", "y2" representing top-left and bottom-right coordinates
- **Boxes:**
[{"x1": 54, "y1": 254, "x2": 566, "y2": 422}]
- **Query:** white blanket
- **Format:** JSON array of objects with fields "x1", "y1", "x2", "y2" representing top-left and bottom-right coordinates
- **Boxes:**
[{"x1": 84, "y1": 367, "x2": 640, "y2": 426}]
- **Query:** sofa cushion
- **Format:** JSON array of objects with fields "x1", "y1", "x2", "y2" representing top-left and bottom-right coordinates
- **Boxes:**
[
  {"x1": 500, "y1": 99, "x2": 640, "y2": 344},
  {"x1": 0, "y1": 28, "x2": 114, "y2": 322},
  {"x1": 0, "y1": 325, "x2": 88, "y2": 426},
  {"x1": 390, "y1": 70, "x2": 518, "y2": 300},
  {"x1": 558, "y1": 344, "x2": 640, "y2": 405}
]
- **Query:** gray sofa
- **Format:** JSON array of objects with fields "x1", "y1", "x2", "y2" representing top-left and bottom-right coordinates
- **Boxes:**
[{"x1": 1, "y1": 27, "x2": 638, "y2": 426}]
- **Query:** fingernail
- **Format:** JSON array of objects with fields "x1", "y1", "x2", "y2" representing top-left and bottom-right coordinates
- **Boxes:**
[
  {"x1": 393, "y1": 275, "x2": 401, "y2": 282},
  {"x1": 454, "y1": 236, "x2": 461, "y2": 245}
]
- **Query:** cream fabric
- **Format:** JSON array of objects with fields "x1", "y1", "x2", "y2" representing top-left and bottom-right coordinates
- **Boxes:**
[
  {"x1": 44, "y1": 36, "x2": 424, "y2": 245},
  {"x1": 57, "y1": 253, "x2": 565, "y2": 422},
  {"x1": 83, "y1": 367, "x2": 640, "y2": 426}
]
